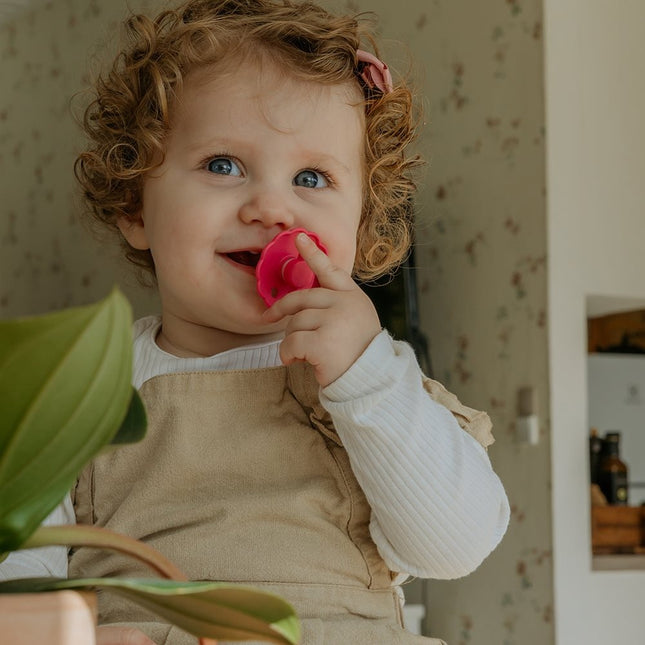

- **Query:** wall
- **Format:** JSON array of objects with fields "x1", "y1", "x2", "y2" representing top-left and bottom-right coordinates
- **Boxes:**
[
  {"x1": 544, "y1": 0, "x2": 645, "y2": 642},
  {"x1": 378, "y1": 1, "x2": 551, "y2": 643},
  {"x1": 0, "y1": 0, "x2": 158, "y2": 319},
  {"x1": 1, "y1": 1, "x2": 553, "y2": 644},
  {"x1": 322, "y1": 1, "x2": 550, "y2": 643}
]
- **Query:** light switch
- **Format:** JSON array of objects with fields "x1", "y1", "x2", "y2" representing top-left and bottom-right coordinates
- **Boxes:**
[{"x1": 516, "y1": 386, "x2": 539, "y2": 445}]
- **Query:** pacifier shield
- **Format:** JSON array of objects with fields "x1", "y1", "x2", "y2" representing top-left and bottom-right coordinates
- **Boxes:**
[{"x1": 256, "y1": 228, "x2": 327, "y2": 306}]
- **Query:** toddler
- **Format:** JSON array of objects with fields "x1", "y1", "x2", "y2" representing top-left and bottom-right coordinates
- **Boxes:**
[{"x1": 1, "y1": 1, "x2": 510, "y2": 643}]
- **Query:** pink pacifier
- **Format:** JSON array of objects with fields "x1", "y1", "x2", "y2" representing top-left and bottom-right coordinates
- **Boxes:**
[{"x1": 256, "y1": 228, "x2": 327, "y2": 306}]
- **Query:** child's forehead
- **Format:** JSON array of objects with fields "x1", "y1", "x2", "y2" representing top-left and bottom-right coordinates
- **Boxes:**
[
  {"x1": 175, "y1": 57, "x2": 364, "y2": 131},
  {"x1": 183, "y1": 52, "x2": 361, "y2": 99}
]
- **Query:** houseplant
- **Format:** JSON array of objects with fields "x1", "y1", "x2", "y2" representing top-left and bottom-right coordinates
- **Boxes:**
[{"x1": 0, "y1": 288, "x2": 300, "y2": 644}]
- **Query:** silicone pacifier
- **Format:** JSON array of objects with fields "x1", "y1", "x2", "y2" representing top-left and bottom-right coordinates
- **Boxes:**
[{"x1": 256, "y1": 228, "x2": 327, "y2": 306}]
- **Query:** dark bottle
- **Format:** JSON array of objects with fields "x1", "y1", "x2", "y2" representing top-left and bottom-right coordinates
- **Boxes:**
[
  {"x1": 598, "y1": 431, "x2": 629, "y2": 505},
  {"x1": 589, "y1": 428, "x2": 603, "y2": 485}
]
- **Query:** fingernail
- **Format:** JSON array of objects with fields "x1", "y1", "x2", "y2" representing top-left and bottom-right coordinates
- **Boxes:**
[{"x1": 297, "y1": 232, "x2": 312, "y2": 245}]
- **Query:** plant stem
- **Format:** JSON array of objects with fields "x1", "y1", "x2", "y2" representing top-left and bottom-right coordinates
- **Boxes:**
[
  {"x1": 21, "y1": 525, "x2": 188, "y2": 581},
  {"x1": 23, "y1": 526, "x2": 212, "y2": 643}
]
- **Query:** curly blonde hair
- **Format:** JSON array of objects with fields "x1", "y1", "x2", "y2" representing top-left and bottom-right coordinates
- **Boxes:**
[{"x1": 75, "y1": 0, "x2": 422, "y2": 281}]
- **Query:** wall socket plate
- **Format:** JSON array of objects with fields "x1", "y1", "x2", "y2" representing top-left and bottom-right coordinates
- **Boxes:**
[{"x1": 516, "y1": 414, "x2": 539, "y2": 445}]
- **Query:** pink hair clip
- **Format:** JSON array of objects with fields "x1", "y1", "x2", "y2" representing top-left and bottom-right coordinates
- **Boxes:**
[{"x1": 356, "y1": 49, "x2": 393, "y2": 94}]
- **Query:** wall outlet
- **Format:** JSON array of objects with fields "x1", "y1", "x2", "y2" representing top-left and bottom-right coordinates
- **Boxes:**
[{"x1": 516, "y1": 414, "x2": 539, "y2": 445}]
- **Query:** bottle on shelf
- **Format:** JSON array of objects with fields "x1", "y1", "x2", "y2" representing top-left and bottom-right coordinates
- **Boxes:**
[
  {"x1": 598, "y1": 431, "x2": 629, "y2": 505},
  {"x1": 589, "y1": 428, "x2": 603, "y2": 485}
]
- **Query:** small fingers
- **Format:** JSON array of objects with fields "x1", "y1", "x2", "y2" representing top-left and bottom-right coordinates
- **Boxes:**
[
  {"x1": 283, "y1": 308, "x2": 323, "y2": 335},
  {"x1": 294, "y1": 233, "x2": 355, "y2": 291},
  {"x1": 278, "y1": 329, "x2": 318, "y2": 367},
  {"x1": 262, "y1": 287, "x2": 330, "y2": 323}
]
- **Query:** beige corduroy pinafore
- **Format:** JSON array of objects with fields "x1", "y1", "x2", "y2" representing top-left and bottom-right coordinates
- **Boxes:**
[{"x1": 70, "y1": 362, "x2": 493, "y2": 645}]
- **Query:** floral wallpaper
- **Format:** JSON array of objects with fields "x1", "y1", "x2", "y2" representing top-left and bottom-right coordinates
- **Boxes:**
[
  {"x1": 0, "y1": 1, "x2": 552, "y2": 644},
  {"x1": 0, "y1": 0, "x2": 159, "y2": 319},
  {"x1": 331, "y1": 1, "x2": 552, "y2": 643},
  {"x1": 380, "y1": 2, "x2": 551, "y2": 644}
]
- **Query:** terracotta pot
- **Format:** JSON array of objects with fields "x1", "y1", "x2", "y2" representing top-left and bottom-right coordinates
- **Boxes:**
[{"x1": 0, "y1": 590, "x2": 97, "y2": 644}]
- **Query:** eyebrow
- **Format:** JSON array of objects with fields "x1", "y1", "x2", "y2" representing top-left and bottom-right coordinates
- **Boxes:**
[
  {"x1": 184, "y1": 136, "x2": 233, "y2": 156},
  {"x1": 309, "y1": 152, "x2": 353, "y2": 176},
  {"x1": 186, "y1": 137, "x2": 355, "y2": 176}
]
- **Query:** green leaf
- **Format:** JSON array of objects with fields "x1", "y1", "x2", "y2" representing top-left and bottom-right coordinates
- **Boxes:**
[
  {"x1": 110, "y1": 388, "x2": 147, "y2": 445},
  {"x1": 0, "y1": 289, "x2": 135, "y2": 552},
  {"x1": 0, "y1": 578, "x2": 300, "y2": 644}
]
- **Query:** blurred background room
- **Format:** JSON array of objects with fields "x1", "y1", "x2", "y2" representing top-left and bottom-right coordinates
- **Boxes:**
[{"x1": 2, "y1": 1, "x2": 644, "y2": 643}]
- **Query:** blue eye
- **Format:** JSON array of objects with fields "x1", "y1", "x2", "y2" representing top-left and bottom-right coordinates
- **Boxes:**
[
  {"x1": 207, "y1": 157, "x2": 241, "y2": 176},
  {"x1": 294, "y1": 170, "x2": 328, "y2": 189}
]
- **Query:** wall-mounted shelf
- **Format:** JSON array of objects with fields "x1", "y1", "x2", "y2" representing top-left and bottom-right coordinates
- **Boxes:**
[{"x1": 593, "y1": 554, "x2": 645, "y2": 571}]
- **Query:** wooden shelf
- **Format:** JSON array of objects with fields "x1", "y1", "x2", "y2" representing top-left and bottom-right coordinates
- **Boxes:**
[
  {"x1": 591, "y1": 505, "x2": 645, "y2": 555},
  {"x1": 593, "y1": 553, "x2": 645, "y2": 571},
  {"x1": 588, "y1": 308, "x2": 645, "y2": 353}
]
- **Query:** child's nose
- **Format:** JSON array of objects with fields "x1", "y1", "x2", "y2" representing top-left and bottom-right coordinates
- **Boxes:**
[{"x1": 238, "y1": 191, "x2": 295, "y2": 229}]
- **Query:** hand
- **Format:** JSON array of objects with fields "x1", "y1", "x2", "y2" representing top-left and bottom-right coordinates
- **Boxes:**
[
  {"x1": 96, "y1": 625, "x2": 156, "y2": 645},
  {"x1": 262, "y1": 233, "x2": 381, "y2": 387}
]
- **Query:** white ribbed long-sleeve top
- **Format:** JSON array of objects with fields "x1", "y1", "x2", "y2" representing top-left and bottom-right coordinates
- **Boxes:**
[{"x1": 1, "y1": 316, "x2": 509, "y2": 582}]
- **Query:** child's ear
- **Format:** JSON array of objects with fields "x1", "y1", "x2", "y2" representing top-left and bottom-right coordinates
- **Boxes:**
[{"x1": 116, "y1": 213, "x2": 149, "y2": 250}]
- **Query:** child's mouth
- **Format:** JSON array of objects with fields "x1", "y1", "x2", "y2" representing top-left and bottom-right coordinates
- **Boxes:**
[{"x1": 226, "y1": 251, "x2": 261, "y2": 269}]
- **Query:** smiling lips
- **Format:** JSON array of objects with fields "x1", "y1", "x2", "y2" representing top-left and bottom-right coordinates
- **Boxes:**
[{"x1": 226, "y1": 250, "x2": 261, "y2": 269}]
